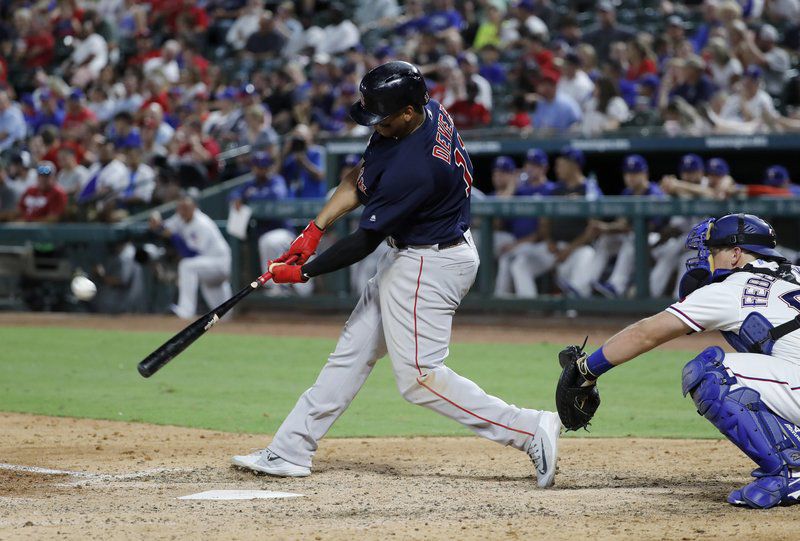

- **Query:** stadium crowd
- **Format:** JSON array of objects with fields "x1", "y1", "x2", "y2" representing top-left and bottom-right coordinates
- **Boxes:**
[{"x1": 2, "y1": 0, "x2": 800, "y2": 310}]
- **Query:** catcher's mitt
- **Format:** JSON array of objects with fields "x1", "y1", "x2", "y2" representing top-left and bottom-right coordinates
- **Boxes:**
[{"x1": 555, "y1": 338, "x2": 601, "y2": 431}]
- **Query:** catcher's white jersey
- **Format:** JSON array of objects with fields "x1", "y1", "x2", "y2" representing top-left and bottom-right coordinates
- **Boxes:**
[
  {"x1": 666, "y1": 261, "x2": 800, "y2": 362},
  {"x1": 666, "y1": 260, "x2": 800, "y2": 424}
]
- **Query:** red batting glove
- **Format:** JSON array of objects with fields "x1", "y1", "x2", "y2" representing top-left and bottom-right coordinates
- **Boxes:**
[
  {"x1": 268, "y1": 262, "x2": 308, "y2": 284},
  {"x1": 273, "y1": 220, "x2": 324, "y2": 265}
]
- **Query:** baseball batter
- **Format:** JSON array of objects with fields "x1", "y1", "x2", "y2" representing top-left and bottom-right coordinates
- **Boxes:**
[
  {"x1": 231, "y1": 61, "x2": 561, "y2": 487},
  {"x1": 557, "y1": 213, "x2": 800, "y2": 508}
]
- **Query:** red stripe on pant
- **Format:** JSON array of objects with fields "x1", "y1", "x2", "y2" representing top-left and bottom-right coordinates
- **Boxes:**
[{"x1": 411, "y1": 255, "x2": 535, "y2": 438}]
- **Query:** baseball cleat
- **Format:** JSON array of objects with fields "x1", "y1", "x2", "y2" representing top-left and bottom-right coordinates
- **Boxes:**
[
  {"x1": 231, "y1": 449, "x2": 311, "y2": 477},
  {"x1": 526, "y1": 411, "x2": 562, "y2": 488},
  {"x1": 727, "y1": 470, "x2": 800, "y2": 509},
  {"x1": 592, "y1": 281, "x2": 620, "y2": 299}
]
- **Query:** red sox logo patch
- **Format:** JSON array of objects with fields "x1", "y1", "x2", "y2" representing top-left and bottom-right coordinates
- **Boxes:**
[{"x1": 357, "y1": 167, "x2": 367, "y2": 196}]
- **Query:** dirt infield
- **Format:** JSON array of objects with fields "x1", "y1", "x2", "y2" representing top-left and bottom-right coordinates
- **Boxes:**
[
  {"x1": 1, "y1": 313, "x2": 789, "y2": 540},
  {"x1": 0, "y1": 412, "x2": 795, "y2": 541}
]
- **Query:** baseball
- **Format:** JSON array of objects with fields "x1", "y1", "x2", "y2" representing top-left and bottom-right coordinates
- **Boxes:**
[{"x1": 71, "y1": 276, "x2": 97, "y2": 301}]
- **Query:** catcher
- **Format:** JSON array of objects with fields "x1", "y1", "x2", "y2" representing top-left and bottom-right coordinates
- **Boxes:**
[{"x1": 556, "y1": 213, "x2": 800, "y2": 509}]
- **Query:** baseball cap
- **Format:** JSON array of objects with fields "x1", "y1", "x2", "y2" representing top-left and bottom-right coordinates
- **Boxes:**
[
  {"x1": 745, "y1": 65, "x2": 763, "y2": 79},
  {"x1": 765, "y1": 165, "x2": 789, "y2": 186},
  {"x1": 216, "y1": 87, "x2": 237, "y2": 100},
  {"x1": 37, "y1": 161, "x2": 56, "y2": 176},
  {"x1": 344, "y1": 153, "x2": 361, "y2": 167},
  {"x1": 638, "y1": 73, "x2": 660, "y2": 89},
  {"x1": 539, "y1": 68, "x2": 560, "y2": 84},
  {"x1": 759, "y1": 24, "x2": 779, "y2": 43},
  {"x1": 679, "y1": 153, "x2": 704, "y2": 173},
  {"x1": 251, "y1": 151, "x2": 273, "y2": 168},
  {"x1": 666, "y1": 15, "x2": 685, "y2": 28},
  {"x1": 526, "y1": 148, "x2": 548, "y2": 166},
  {"x1": 706, "y1": 157, "x2": 729, "y2": 176},
  {"x1": 458, "y1": 52, "x2": 479, "y2": 66},
  {"x1": 68, "y1": 89, "x2": 84, "y2": 101},
  {"x1": 493, "y1": 155, "x2": 516, "y2": 172},
  {"x1": 597, "y1": 0, "x2": 615, "y2": 12},
  {"x1": 623, "y1": 154, "x2": 648, "y2": 173},
  {"x1": 118, "y1": 131, "x2": 143, "y2": 150},
  {"x1": 560, "y1": 146, "x2": 585, "y2": 167}
]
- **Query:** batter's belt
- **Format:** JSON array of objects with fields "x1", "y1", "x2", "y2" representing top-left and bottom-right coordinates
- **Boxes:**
[{"x1": 387, "y1": 232, "x2": 468, "y2": 251}]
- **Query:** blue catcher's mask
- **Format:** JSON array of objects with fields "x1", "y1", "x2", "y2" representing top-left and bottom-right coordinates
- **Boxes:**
[
  {"x1": 679, "y1": 214, "x2": 783, "y2": 298},
  {"x1": 685, "y1": 218, "x2": 715, "y2": 274}
]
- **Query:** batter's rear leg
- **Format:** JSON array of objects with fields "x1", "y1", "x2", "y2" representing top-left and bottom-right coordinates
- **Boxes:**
[{"x1": 379, "y1": 247, "x2": 561, "y2": 487}]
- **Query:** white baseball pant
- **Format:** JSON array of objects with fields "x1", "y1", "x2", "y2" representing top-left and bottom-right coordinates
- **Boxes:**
[
  {"x1": 174, "y1": 256, "x2": 232, "y2": 319},
  {"x1": 593, "y1": 232, "x2": 635, "y2": 295},
  {"x1": 723, "y1": 353, "x2": 800, "y2": 427},
  {"x1": 268, "y1": 231, "x2": 544, "y2": 468}
]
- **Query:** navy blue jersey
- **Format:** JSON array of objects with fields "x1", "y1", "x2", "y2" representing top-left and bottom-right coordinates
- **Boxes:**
[
  {"x1": 356, "y1": 100, "x2": 472, "y2": 245},
  {"x1": 505, "y1": 180, "x2": 555, "y2": 239}
]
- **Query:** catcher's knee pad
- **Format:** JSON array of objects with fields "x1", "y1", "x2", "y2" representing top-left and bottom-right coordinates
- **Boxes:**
[{"x1": 681, "y1": 347, "x2": 800, "y2": 475}]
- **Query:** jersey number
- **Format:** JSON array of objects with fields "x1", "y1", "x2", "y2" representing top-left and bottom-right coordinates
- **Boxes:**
[
  {"x1": 454, "y1": 148, "x2": 472, "y2": 198},
  {"x1": 780, "y1": 289, "x2": 800, "y2": 312}
]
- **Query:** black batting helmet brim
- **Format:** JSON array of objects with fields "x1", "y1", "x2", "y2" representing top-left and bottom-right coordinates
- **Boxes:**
[{"x1": 349, "y1": 100, "x2": 389, "y2": 126}]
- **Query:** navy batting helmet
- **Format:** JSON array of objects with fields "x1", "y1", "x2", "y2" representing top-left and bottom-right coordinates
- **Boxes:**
[
  {"x1": 349, "y1": 61, "x2": 430, "y2": 126},
  {"x1": 706, "y1": 213, "x2": 783, "y2": 260}
]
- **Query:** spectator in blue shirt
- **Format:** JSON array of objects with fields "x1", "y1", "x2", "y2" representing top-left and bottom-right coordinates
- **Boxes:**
[
  {"x1": 281, "y1": 124, "x2": 326, "y2": 199},
  {"x1": 28, "y1": 90, "x2": 65, "y2": 135},
  {"x1": 477, "y1": 44, "x2": 506, "y2": 85},
  {"x1": 531, "y1": 71, "x2": 582, "y2": 134},
  {"x1": 0, "y1": 90, "x2": 27, "y2": 152}
]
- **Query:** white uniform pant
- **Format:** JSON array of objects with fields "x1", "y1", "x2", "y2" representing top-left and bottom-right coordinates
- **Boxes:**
[
  {"x1": 175, "y1": 256, "x2": 232, "y2": 319},
  {"x1": 651, "y1": 236, "x2": 691, "y2": 298},
  {"x1": 269, "y1": 231, "x2": 543, "y2": 467},
  {"x1": 497, "y1": 241, "x2": 596, "y2": 298},
  {"x1": 723, "y1": 353, "x2": 800, "y2": 427},
  {"x1": 593, "y1": 232, "x2": 635, "y2": 295},
  {"x1": 258, "y1": 228, "x2": 313, "y2": 297},
  {"x1": 351, "y1": 241, "x2": 392, "y2": 294}
]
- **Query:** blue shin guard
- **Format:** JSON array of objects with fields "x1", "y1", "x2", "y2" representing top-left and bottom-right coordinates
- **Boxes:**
[{"x1": 682, "y1": 347, "x2": 800, "y2": 508}]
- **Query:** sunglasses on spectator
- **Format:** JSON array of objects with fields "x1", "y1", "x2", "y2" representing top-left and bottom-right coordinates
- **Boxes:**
[{"x1": 37, "y1": 165, "x2": 54, "y2": 176}]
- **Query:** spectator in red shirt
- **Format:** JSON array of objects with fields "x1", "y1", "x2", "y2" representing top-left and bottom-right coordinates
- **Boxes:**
[
  {"x1": 13, "y1": 162, "x2": 67, "y2": 222},
  {"x1": 626, "y1": 38, "x2": 657, "y2": 81},
  {"x1": 24, "y1": 18, "x2": 56, "y2": 69},
  {"x1": 449, "y1": 80, "x2": 491, "y2": 130},
  {"x1": 508, "y1": 95, "x2": 533, "y2": 130},
  {"x1": 62, "y1": 89, "x2": 98, "y2": 134}
]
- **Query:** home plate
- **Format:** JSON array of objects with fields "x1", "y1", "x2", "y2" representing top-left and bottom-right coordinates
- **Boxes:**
[{"x1": 179, "y1": 490, "x2": 303, "y2": 500}]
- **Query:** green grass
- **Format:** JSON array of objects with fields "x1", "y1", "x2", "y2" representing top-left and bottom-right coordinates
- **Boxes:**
[{"x1": 0, "y1": 326, "x2": 718, "y2": 438}]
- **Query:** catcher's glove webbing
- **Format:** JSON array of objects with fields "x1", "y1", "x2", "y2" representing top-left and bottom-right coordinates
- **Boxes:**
[{"x1": 555, "y1": 337, "x2": 601, "y2": 431}]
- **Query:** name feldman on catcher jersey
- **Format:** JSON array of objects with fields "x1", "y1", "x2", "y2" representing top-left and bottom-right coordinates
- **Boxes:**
[
  {"x1": 356, "y1": 100, "x2": 472, "y2": 245},
  {"x1": 667, "y1": 260, "x2": 800, "y2": 362}
]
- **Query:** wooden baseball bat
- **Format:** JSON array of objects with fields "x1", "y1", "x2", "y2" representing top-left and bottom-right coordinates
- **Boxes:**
[{"x1": 137, "y1": 257, "x2": 297, "y2": 378}]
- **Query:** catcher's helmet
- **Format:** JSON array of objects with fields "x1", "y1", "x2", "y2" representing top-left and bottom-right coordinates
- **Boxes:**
[
  {"x1": 705, "y1": 213, "x2": 783, "y2": 259},
  {"x1": 349, "y1": 61, "x2": 430, "y2": 126}
]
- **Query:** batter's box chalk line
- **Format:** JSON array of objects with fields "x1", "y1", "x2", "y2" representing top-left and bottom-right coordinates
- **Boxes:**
[
  {"x1": 0, "y1": 462, "x2": 192, "y2": 484},
  {"x1": 178, "y1": 490, "x2": 304, "y2": 500}
]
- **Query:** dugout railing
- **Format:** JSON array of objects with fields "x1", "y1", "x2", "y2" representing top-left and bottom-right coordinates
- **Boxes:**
[{"x1": 2, "y1": 197, "x2": 800, "y2": 314}]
